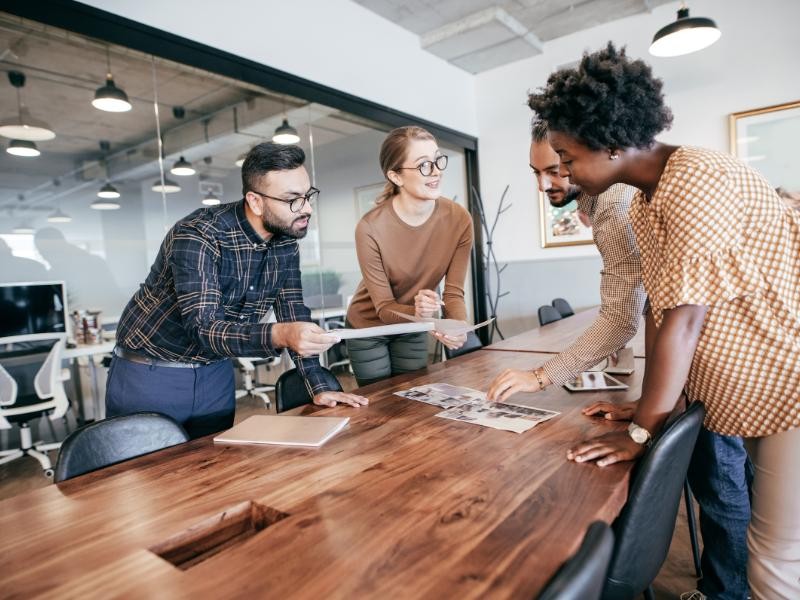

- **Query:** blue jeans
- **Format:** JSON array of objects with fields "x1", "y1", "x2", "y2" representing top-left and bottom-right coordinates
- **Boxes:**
[
  {"x1": 687, "y1": 427, "x2": 754, "y2": 599},
  {"x1": 105, "y1": 355, "x2": 235, "y2": 439}
]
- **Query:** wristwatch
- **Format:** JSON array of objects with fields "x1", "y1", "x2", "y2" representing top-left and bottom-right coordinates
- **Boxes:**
[{"x1": 627, "y1": 421, "x2": 652, "y2": 445}]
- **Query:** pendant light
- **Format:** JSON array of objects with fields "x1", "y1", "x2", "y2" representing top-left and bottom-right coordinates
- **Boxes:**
[
  {"x1": 201, "y1": 191, "x2": 221, "y2": 206},
  {"x1": 91, "y1": 198, "x2": 120, "y2": 210},
  {"x1": 92, "y1": 47, "x2": 132, "y2": 112},
  {"x1": 234, "y1": 153, "x2": 246, "y2": 167},
  {"x1": 649, "y1": 2, "x2": 721, "y2": 57},
  {"x1": 0, "y1": 71, "x2": 56, "y2": 141},
  {"x1": 272, "y1": 118, "x2": 300, "y2": 145},
  {"x1": 170, "y1": 155, "x2": 195, "y2": 176},
  {"x1": 152, "y1": 178, "x2": 181, "y2": 194},
  {"x1": 12, "y1": 224, "x2": 35, "y2": 234},
  {"x1": 47, "y1": 208, "x2": 72, "y2": 223},
  {"x1": 7, "y1": 139, "x2": 40, "y2": 157},
  {"x1": 97, "y1": 182, "x2": 121, "y2": 199}
]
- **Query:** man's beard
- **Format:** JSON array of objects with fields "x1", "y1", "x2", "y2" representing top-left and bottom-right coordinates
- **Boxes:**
[
  {"x1": 262, "y1": 209, "x2": 310, "y2": 239},
  {"x1": 549, "y1": 185, "x2": 582, "y2": 208}
]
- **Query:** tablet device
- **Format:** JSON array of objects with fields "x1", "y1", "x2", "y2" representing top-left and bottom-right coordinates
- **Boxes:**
[{"x1": 564, "y1": 371, "x2": 628, "y2": 392}]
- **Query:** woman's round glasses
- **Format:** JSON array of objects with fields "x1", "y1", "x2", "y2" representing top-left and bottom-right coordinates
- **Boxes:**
[
  {"x1": 396, "y1": 154, "x2": 448, "y2": 177},
  {"x1": 250, "y1": 187, "x2": 319, "y2": 212}
]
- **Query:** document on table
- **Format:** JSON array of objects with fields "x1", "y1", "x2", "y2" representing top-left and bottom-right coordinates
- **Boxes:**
[
  {"x1": 395, "y1": 382, "x2": 559, "y2": 434},
  {"x1": 324, "y1": 321, "x2": 434, "y2": 340},
  {"x1": 392, "y1": 313, "x2": 496, "y2": 337}
]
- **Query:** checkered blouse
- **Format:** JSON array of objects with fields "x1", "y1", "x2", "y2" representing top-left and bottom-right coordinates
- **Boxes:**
[{"x1": 629, "y1": 146, "x2": 800, "y2": 437}]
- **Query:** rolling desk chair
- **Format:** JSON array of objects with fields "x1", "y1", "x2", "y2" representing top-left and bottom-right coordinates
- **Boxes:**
[
  {"x1": 538, "y1": 305, "x2": 563, "y2": 326},
  {"x1": 0, "y1": 336, "x2": 71, "y2": 478}
]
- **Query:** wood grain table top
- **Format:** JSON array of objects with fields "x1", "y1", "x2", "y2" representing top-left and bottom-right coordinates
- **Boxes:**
[
  {"x1": 487, "y1": 307, "x2": 646, "y2": 358},
  {"x1": 0, "y1": 350, "x2": 645, "y2": 599}
]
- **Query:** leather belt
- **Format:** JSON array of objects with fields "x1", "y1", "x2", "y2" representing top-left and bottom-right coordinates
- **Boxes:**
[{"x1": 113, "y1": 346, "x2": 215, "y2": 369}]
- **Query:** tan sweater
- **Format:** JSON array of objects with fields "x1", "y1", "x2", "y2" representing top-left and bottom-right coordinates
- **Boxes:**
[{"x1": 347, "y1": 198, "x2": 474, "y2": 328}]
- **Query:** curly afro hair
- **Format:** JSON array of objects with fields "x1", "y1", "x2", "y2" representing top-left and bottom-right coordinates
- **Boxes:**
[{"x1": 528, "y1": 42, "x2": 673, "y2": 150}]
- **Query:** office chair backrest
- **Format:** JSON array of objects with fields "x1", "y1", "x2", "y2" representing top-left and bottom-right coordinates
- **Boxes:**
[
  {"x1": 444, "y1": 331, "x2": 483, "y2": 360},
  {"x1": 552, "y1": 298, "x2": 575, "y2": 318},
  {"x1": 33, "y1": 336, "x2": 69, "y2": 419},
  {"x1": 0, "y1": 363, "x2": 18, "y2": 407},
  {"x1": 275, "y1": 367, "x2": 342, "y2": 413},
  {"x1": 54, "y1": 412, "x2": 189, "y2": 482},
  {"x1": 538, "y1": 305, "x2": 563, "y2": 326},
  {"x1": 539, "y1": 521, "x2": 614, "y2": 600},
  {"x1": 601, "y1": 402, "x2": 706, "y2": 600}
]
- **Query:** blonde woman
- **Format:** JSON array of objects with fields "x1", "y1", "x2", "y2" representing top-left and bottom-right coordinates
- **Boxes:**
[{"x1": 346, "y1": 126, "x2": 473, "y2": 385}]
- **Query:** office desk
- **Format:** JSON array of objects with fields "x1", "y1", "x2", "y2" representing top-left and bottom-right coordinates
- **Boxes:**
[
  {"x1": 487, "y1": 306, "x2": 647, "y2": 358},
  {"x1": 0, "y1": 349, "x2": 642, "y2": 598},
  {"x1": 62, "y1": 341, "x2": 116, "y2": 422}
]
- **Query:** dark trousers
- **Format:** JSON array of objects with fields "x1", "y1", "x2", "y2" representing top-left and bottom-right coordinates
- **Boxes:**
[
  {"x1": 345, "y1": 331, "x2": 429, "y2": 387},
  {"x1": 687, "y1": 427, "x2": 755, "y2": 600},
  {"x1": 105, "y1": 355, "x2": 235, "y2": 439}
]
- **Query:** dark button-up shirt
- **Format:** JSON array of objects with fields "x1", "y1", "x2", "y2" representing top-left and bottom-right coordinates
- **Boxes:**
[{"x1": 116, "y1": 200, "x2": 334, "y2": 395}]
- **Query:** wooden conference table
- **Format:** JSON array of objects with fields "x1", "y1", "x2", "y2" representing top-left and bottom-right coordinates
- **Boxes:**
[
  {"x1": 488, "y1": 306, "x2": 647, "y2": 358},
  {"x1": 1, "y1": 351, "x2": 645, "y2": 598}
]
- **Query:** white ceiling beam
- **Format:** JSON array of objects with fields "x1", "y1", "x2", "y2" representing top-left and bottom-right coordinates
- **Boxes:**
[{"x1": 421, "y1": 7, "x2": 543, "y2": 52}]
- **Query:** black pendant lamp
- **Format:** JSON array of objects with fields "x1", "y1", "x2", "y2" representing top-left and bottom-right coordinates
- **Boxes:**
[{"x1": 649, "y1": 2, "x2": 721, "y2": 57}]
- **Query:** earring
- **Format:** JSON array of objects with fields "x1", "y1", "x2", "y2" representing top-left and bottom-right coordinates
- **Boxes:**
[{"x1": 609, "y1": 152, "x2": 620, "y2": 160}]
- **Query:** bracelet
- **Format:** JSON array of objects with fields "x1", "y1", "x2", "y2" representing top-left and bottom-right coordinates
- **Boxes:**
[{"x1": 533, "y1": 368, "x2": 546, "y2": 391}]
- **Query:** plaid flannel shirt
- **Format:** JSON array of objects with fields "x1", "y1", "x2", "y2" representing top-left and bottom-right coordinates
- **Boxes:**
[{"x1": 116, "y1": 199, "x2": 334, "y2": 396}]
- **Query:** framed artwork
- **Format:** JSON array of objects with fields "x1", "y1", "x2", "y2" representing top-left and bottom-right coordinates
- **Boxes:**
[
  {"x1": 538, "y1": 191, "x2": 593, "y2": 248},
  {"x1": 730, "y1": 100, "x2": 800, "y2": 210},
  {"x1": 354, "y1": 182, "x2": 384, "y2": 218}
]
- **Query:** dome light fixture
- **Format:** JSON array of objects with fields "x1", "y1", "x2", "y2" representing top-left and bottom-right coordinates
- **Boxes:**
[
  {"x1": 12, "y1": 224, "x2": 35, "y2": 234},
  {"x1": 47, "y1": 208, "x2": 72, "y2": 223},
  {"x1": 97, "y1": 182, "x2": 121, "y2": 199},
  {"x1": 92, "y1": 47, "x2": 132, "y2": 112},
  {"x1": 151, "y1": 178, "x2": 181, "y2": 194},
  {"x1": 90, "y1": 198, "x2": 121, "y2": 210},
  {"x1": 170, "y1": 155, "x2": 196, "y2": 176},
  {"x1": 201, "y1": 191, "x2": 221, "y2": 206},
  {"x1": 649, "y1": 2, "x2": 721, "y2": 57},
  {"x1": 0, "y1": 71, "x2": 56, "y2": 141},
  {"x1": 7, "y1": 139, "x2": 40, "y2": 157},
  {"x1": 272, "y1": 118, "x2": 300, "y2": 145}
]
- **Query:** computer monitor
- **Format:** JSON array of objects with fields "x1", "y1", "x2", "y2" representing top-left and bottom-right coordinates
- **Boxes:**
[{"x1": 0, "y1": 281, "x2": 67, "y2": 344}]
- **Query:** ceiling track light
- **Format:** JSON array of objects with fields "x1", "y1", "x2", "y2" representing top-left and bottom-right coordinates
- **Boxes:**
[
  {"x1": 201, "y1": 191, "x2": 221, "y2": 206},
  {"x1": 0, "y1": 71, "x2": 56, "y2": 141},
  {"x1": 7, "y1": 139, "x2": 40, "y2": 157},
  {"x1": 649, "y1": 2, "x2": 721, "y2": 57},
  {"x1": 92, "y1": 47, "x2": 132, "y2": 112},
  {"x1": 272, "y1": 118, "x2": 300, "y2": 145},
  {"x1": 171, "y1": 155, "x2": 196, "y2": 176},
  {"x1": 152, "y1": 178, "x2": 181, "y2": 194}
]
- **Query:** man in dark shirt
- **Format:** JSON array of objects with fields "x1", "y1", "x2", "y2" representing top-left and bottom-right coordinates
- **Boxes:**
[{"x1": 107, "y1": 143, "x2": 367, "y2": 437}]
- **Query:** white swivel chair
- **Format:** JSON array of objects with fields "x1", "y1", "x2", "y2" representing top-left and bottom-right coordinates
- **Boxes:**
[
  {"x1": 0, "y1": 336, "x2": 71, "y2": 478},
  {"x1": 234, "y1": 356, "x2": 279, "y2": 409}
]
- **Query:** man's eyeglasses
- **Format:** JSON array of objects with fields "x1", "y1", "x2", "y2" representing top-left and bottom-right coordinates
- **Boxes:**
[
  {"x1": 395, "y1": 154, "x2": 448, "y2": 177},
  {"x1": 250, "y1": 187, "x2": 319, "y2": 212}
]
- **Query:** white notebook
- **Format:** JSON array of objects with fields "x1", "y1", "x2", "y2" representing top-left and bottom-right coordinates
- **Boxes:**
[{"x1": 213, "y1": 415, "x2": 350, "y2": 448}]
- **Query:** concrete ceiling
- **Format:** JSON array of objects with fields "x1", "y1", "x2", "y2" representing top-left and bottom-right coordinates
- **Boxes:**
[
  {"x1": 354, "y1": 0, "x2": 674, "y2": 73},
  {"x1": 0, "y1": 13, "x2": 379, "y2": 217}
]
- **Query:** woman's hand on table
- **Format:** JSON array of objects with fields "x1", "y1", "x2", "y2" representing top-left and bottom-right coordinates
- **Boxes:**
[
  {"x1": 313, "y1": 391, "x2": 369, "y2": 408},
  {"x1": 486, "y1": 368, "x2": 550, "y2": 403},
  {"x1": 567, "y1": 431, "x2": 645, "y2": 467},
  {"x1": 582, "y1": 400, "x2": 637, "y2": 421}
]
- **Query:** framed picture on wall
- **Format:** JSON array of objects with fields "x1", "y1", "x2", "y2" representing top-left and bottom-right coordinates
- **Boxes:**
[
  {"x1": 354, "y1": 182, "x2": 384, "y2": 218},
  {"x1": 538, "y1": 191, "x2": 593, "y2": 248},
  {"x1": 730, "y1": 100, "x2": 800, "y2": 211}
]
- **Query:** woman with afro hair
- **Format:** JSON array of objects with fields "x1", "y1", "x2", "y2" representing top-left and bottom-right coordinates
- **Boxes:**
[{"x1": 529, "y1": 42, "x2": 799, "y2": 599}]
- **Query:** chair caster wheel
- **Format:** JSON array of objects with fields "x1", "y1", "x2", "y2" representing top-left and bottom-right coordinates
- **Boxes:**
[{"x1": 44, "y1": 469, "x2": 54, "y2": 479}]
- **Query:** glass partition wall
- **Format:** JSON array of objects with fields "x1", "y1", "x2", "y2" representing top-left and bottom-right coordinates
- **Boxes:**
[{"x1": 0, "y1": 12, "x2": 474, "y2": 333}]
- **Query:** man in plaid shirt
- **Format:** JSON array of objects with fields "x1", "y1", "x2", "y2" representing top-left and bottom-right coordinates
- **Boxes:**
[{"x1": 107, "y1": 143, "x2": 367, "y2": 438}]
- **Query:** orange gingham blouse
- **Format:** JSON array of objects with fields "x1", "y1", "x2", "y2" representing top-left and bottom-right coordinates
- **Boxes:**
[{"x1": 629, "y1": 146, "x2": 800, "y2": 437}]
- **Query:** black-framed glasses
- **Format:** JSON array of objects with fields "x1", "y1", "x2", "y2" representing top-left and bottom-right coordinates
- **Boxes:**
[
  {"x1": 250, "y1": 187, "x2": 319, "y2": 212},
  {"x1": 395, "y1": 154, "x2": 448, "y2": 177}
]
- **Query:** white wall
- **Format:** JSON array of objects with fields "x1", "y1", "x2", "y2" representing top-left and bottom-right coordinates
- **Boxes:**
[
  {"x1": 475, "y1": 0, "x2": 800, "y2": 263},
  {"x1": 81, "y1": 0, "x2": 478, "y2": 136}
]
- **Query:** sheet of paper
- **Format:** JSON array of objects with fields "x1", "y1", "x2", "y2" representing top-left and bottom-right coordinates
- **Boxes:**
[
  {"x1": 395, "y1": 383, "x2": 559, "y2": 433},
  {"x1": 392, "y1": 313, "x2": 495, "y2": 337},
  {"x1": 324, "y1": 321, "x2": 434, "y2": 340}
]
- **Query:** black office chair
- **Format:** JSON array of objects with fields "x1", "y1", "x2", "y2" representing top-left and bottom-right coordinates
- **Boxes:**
[
  {"x1": 539, "y1": 521, "x2": 615, "y2": 600},
  {"x1": 552, "y1": 298, "x2": 575, "y2": 318},
  {"x1": 601, "y1": 402, "x2": 706, "y2": 600},
  {"x1": 54, "y1": 412, "x2": 188, "y2": 482},
  {"x1": 444, "y1": 331, "x2": 483, "y2": 360},
  {"x1": 275, "y1": 367, "x2": 342, "y2": 413},
  {"x1": 538, "y1": 305, "x2": 563, "y2": 326}
]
